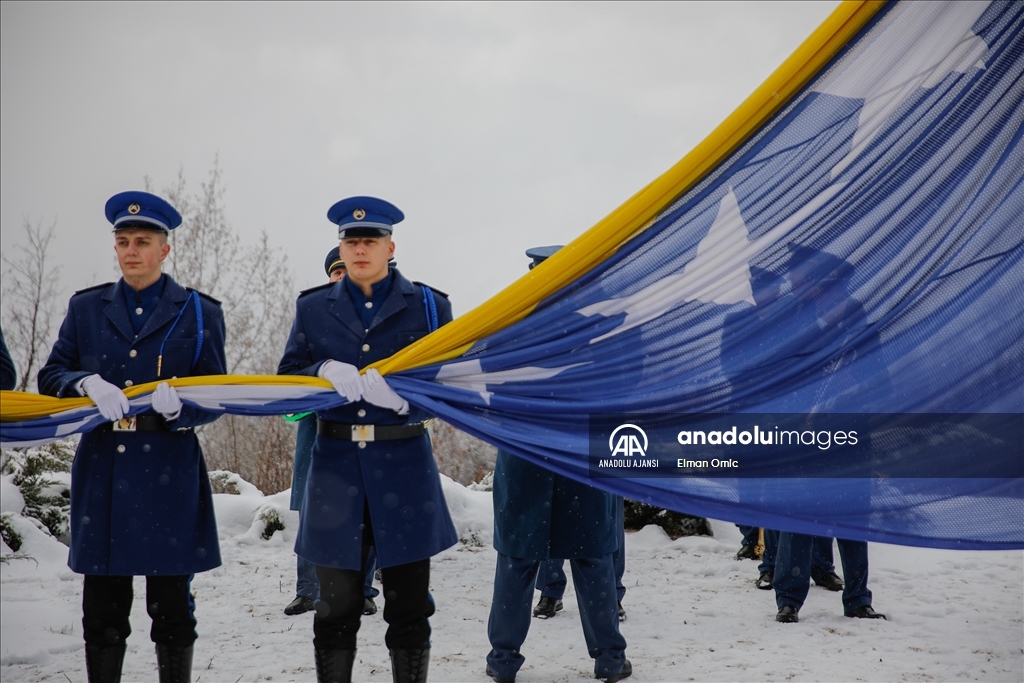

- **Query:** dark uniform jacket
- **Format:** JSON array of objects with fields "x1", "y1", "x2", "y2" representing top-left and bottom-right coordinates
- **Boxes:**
[
  {"x1": 38, "y1": 275, "x2": 226, "y2": 576},
  {"x1": 493, "y1": 448, "x2": 619, "y2": 561},
  {"x1": 278, "y1": 267, "x2": 458, "y2": 570},
  {"x1": 0, "y1": 328, "x2": 15, "y2": 391}
]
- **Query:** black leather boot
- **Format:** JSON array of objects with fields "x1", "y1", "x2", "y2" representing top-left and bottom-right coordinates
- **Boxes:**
[
  {"x1": 85, "y1": 642, "x2": 126, "y2": 683},
  {"x1": 390, "y1": 649, "x2": 429, "y2": 683},
  {"x1": 155, "y1": 643, "x2": 193, "y2": 683},
  {"x1": 314, "y1": 649, "x2": 356, "y2": 683}
]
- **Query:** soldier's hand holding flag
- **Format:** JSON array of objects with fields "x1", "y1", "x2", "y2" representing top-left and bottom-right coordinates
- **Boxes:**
[
  {"x1": 318, "y1": 360, "x2": 363, "y2": 403},
  {"x1": 80, "y1": 374, "x2": 130, "y2": 421},
  {"x1": 360, "y1": 368, "x2": 409, "y2": 415},
  {"x1": 152, "y1": 382, "x2": 183, "y2": 421}
]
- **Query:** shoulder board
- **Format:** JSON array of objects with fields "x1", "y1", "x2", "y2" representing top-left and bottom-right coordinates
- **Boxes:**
[
  {"x1": 73, "y1": 282, "x2": 115, "y2": 296},
  {"x1": 188, "y1": 289, "x2": 222, "y2": 306},
  {"x1": 298, "y1": 282, "x2": 333, "y2": 297},
  {"x1": 413, "y1": 281, "x2": 449, "y2": 299}
]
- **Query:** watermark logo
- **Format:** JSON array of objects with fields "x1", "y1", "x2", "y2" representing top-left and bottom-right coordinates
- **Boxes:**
[
  {"x1": 609, "y1": 423, "x2": 648, "y2": 458},
  {"x1": 591, "y1": 413, "x2": 1023, "y2": 479}
]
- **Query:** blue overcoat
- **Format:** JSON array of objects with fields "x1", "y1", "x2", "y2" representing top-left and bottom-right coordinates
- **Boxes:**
[
  {"x1": 278, "y1": 268, "x2": 458, "y2": 570},
  {"x1": 289, "y1": 414, "x2": 316, "y2": 511},
  {"x1": 492, "y1": 449, "x2": 620, "y2": 560},
  {"x1": 38, "y1": 275, "x2": 226, "y2": 576}
]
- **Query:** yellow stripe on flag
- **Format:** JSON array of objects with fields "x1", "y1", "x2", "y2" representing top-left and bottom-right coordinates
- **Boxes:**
[
  {"x1": 370, "y1": 0, "x2": 884, "y2": 376},
  {"x1": 0, "y1": 375, "x2": 331, "y2": 422},
  {"x1": 0, "y1": 2, "x2": 884, "y2": 423}
]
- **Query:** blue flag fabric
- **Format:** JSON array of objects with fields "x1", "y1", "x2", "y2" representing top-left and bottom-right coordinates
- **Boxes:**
[
  {"x1": 388, "y1": 0, "x2": 1024, "y2": 550},
  {"x1": 2, "y1": 1, "x2": 1021, "y2": 551}
]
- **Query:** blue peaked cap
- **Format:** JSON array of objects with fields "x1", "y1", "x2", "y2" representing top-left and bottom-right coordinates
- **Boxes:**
[
  {"x1": 526, "y1": 245, "x2": 564, "y2": 270},
  {"x1": 324, "y1": 246, "x2": 345, "y2": 276},
  {"x1": 104, "y1": 191, "x2": 182, "y2": 232},
  {"x1": 328, "y1": 196, "x2": 404, "y2": 239}
]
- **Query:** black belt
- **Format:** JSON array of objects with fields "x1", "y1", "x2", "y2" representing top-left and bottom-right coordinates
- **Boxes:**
[
  {"x1": 317, "y1": 419, "x2": 425, "y2": 442},
  {"x1": 98, "y1": 414, "x2": 186, "y2": 432}
]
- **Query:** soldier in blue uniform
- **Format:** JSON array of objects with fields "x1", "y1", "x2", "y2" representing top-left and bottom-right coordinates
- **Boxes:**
[
  {"x1": 284, "y1": 248, "x2": 380, "y2": 618},
  {"x1": 278, "y1": 196, "x2": 457, "y2": 683},
  {"x1": 485, "y1": 246, "x2": 631, "y2": 683},
  {"x1": 533, "y1": 500, "x2": 626, "y2": 621},
  {"x1": 753, "y1": 529, "x2": 843, "y2": 591},
  {"x1": 38, "y1": 191, "x2": 227, "y2": 683},
  {"x1": 772, "y1": 247, "x2": 886, "y2": 623}
]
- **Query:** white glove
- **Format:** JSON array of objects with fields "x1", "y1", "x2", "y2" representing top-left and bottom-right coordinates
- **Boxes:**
[
  {"x1": 360, "y1": 368, "x2": 409, "y2": 415},
  {"x1": 152, "y1": 382, "x2": 183, "y2": 421},
  {"x1": 319, "y1": 360, "x2": 362, "y2": 403},
  {"x1": 81, "y1": 374, "x2": 130, "y2": 421}
]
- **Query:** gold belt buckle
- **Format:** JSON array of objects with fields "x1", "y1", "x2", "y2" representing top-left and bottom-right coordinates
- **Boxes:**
[
  {"x1": 112, "y1": 416, "x2": 137, "y2": 432},
  {"x1": 351, "y1": 424, "x2": 375, "y2": 442}
]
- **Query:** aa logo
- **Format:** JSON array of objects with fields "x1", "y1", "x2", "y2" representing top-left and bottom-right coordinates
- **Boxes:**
[{"x1": 609, "y1": 424, "x2": 648, "y2": 458}]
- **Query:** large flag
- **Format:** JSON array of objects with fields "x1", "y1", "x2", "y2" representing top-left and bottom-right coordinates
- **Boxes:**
[
  {"x1": 3, "y1": 1, "x2": 1021, "y2": 549},
  {"x1": 382, "y1": 0, "x2": 1024, "y2": 550}
]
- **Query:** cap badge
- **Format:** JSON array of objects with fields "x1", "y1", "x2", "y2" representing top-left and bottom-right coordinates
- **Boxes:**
[
  {"x1": 128, "y1": 203, "x2": 141, "y2": 215},
  {"x1": 353, "y1": 209, "x2": 366, "y2": 220}
]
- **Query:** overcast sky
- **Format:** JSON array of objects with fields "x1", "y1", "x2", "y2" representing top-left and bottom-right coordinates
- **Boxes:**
[{"x1": 1, "y1": 1, "x2": 839, "y2": 317}]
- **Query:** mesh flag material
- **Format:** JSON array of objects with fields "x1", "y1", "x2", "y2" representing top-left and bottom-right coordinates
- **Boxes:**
[
  {"x1": 3, "y1": 1, "x2": 1020, "y2": 549},
  {"x1": 387, "y1": 0, "x2": 1024, "y2": 550}
]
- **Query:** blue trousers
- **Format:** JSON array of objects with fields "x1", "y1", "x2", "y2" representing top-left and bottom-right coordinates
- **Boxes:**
[
  {"x1": 774, "y1": 533, "x2": 871, "y2": 612},
  {"x1": 757, "y1": 530, "x2": 836, "y2": 580},
  {"x1": 737, "y1": 524, "x2": 759, "y2": 547},
  {"x1": 488, "y1": 553, "x2": 626, "y2": 679},
  {"x1": 537, "y1": 524, "x2": 626, "y2": 603},
  {"x1": 296, "y1": 546, "x2": 379, "y2": 600}
]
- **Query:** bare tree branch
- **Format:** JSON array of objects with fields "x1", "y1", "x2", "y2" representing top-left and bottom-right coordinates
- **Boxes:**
[
  {"x1": 0, "y1": 217, "x2": 61, "y2": 392},
  {"x1": 429, "y1": 419, "x2": 497, "y2": 486},
  {"x1": 163, "y1": 156, "x2": 238, "y2": 300},
  {"x1": 158, "y1": 161, "x2": 297, "y2": 493}
]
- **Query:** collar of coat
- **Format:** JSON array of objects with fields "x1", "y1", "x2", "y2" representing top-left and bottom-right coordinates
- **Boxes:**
[
  {"x1": 325, "y1": 267, "x2": 418, "y2": 338},
  {"x1": 100, "y1": 274, "x2": 192, "y2": 343}
]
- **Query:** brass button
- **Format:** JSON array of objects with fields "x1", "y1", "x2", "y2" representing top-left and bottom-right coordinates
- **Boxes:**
[
  {"x1": 124, "y1": 379, "x2": 133, "y2": 387},
  {"x1": 129, "y1": 349, "x2": 137, "y2": 358},
  {"x1": 357, "y1": 409, "x2": 366, "y2": 418},
  {"x1": 117, "y1": 445, "x2": 126, "y2": 453},
  {"x1": 362, "y1": 344, "x2": 370, "y2": 352},
  {"x1": 357, "y1": 441, "x2": 366, "y2": 449},
  {"x1": 364, "y1": 302, "x2": 373, "y2": 309},
  {"x1": 135, "y1": 307, "x2": 143, "y2": 315}
]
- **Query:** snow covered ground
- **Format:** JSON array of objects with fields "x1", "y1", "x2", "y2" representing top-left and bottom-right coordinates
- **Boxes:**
[{"x1": 2, "y1": 474, "x2": 1022, "y2": 682}]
